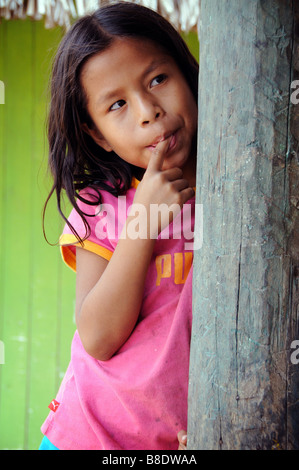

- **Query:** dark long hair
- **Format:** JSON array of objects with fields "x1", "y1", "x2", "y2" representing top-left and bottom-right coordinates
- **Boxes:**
[{"x1": 43, "y1": 1, "x2": 199, "y2": 244}]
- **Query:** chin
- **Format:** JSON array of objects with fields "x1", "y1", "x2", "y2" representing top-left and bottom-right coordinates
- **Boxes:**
[{"x1": 166, "y1": 151, "x2": 189, "y2": 169}]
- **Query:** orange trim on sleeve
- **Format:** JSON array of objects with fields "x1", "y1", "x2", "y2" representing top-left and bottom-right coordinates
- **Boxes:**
[
  {"x1": 59, "y1": 234, "x2": 113, "y2": 272},
  {"x1": 131, "y1": 176, "x2": 196, "y2": 191},
  {"x1": 131, "y1": 177, "x2": 140, "y2": 189}
]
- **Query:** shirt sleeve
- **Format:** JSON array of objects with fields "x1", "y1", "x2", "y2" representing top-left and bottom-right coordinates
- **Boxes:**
[{"x1": 59, "y1": 188, "x2": 119, "y2": 272}]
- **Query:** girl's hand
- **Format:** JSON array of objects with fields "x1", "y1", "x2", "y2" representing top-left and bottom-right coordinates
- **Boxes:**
[
  {"x1": 177, "y1": 430, "x2": 187, "y2": 450},
  {"x1": 131, "y1": 140, "x2": 195, "y2": 237}
]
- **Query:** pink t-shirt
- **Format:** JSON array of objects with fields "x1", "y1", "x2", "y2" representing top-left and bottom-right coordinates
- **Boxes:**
[{"x1": 41, "y1": 178, "x2": 194, "y2": 450}]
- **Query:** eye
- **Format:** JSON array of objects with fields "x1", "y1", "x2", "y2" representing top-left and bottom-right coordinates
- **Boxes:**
[
  {"x1": 150, "y1": 74, "x2": 167, "y2": 87},
  {"x1": 109, "y1": 99, "x2": 126, "y2": 111}
]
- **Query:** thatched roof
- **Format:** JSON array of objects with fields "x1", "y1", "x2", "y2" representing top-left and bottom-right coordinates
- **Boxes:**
[{"x1": 0, "y1": 0, "x2": 199, "y2": 31}]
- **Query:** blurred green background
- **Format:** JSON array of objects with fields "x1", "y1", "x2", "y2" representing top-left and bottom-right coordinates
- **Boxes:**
[{"x1": 0, "y1": 17, "x2": 198, "y2": 449}]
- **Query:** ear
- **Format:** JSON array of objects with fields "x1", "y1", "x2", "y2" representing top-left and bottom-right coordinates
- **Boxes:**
[{"x1": 81, "y1": 123, "x2": 113, "y2": 152}]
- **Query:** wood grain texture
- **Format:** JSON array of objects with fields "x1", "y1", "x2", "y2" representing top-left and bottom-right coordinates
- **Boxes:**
[{"x1": 188, "y1": 0, "x2": 299, "y2": 450}]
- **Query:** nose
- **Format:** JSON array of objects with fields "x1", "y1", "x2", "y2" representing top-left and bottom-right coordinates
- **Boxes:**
[{"x1": 134, "y1": 94, "x2": 164, "y2": 126}]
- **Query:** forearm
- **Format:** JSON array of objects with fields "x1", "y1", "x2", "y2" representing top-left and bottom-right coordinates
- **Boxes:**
[
  {"x1": 77, "y1": 140, "x2": 194, "y2": 361},
  {"x1": 77, "y1": 215, "x2": 156, "y2": 360}
]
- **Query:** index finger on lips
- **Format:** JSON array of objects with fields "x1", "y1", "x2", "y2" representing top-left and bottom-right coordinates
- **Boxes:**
[{"x1": 147, "y1": 138, "x2": 169, "y2": 172}]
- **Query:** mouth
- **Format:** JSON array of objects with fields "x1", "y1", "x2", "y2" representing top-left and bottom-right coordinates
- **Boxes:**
[{"x1": 147, "y1": 130, "x2": 178, "y2": 152}]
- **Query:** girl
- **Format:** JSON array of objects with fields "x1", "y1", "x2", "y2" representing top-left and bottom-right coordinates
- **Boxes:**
[{"x1": 40, "y1": 2, "x2": 198, "y2": 450}]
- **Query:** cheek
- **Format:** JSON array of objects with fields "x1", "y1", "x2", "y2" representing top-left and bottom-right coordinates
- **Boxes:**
[
  {"x1": 94, "y1": 120, "x2": 122, "y2": 151},
  {"x1": 186, "y1": 99, "x2": 198, "y2": 135},
  {"x1": 101, "y1": 119, "x2": 131, "y2": 145},
  {"x1": 173, "y1": 85, "x2": 197, "y2": 124},
  {"x1": 109, "y1": 132, "x2": 131, "y2": 153}
]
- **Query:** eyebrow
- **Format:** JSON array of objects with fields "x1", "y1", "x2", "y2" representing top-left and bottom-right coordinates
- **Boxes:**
[
  {"x1": 142, "y1": 57, "x2": 169, "y2": 78},
  {"x1": 96, "y1": 57, "x2": 170, "y2": 108},
  {"x1": 96, "y1": 90, "x2": 122, "y2": 108}
]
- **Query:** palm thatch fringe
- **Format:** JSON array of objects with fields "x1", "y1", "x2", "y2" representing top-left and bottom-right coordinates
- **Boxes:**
[{"x1": 0, "y1": 0, "x2": 199, "y2": 31}]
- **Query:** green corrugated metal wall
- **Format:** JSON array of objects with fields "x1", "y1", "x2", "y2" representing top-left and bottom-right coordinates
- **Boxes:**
[
  {"x1": 0, "y1": 19, "x2": 76, "y2": 450},
  {"x1": 0, "y1": 18, "x2": 198, "y2": 450}
]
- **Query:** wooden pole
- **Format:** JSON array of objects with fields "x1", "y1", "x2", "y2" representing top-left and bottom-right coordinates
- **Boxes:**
[{"x1": 188, "y1": 0, "x2": 299, "y2": 450}]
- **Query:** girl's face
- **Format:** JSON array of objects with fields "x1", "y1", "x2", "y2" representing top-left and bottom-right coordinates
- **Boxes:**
[{"x1": 81, "y1": 37, "x2": 197, "y2": 177}]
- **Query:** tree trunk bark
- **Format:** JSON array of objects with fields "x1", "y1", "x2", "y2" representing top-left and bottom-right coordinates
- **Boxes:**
[{"x1": 188, "y1": 0, "x2": 299, "y2": 450}]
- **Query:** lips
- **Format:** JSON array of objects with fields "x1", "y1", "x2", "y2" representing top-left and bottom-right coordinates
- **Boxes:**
[
  {"x1": 168, "y1": 132, "x2": 177, "y2": 151},
  {"x1": 147, "y1": 130, "x2": 178, "y2": 150}
]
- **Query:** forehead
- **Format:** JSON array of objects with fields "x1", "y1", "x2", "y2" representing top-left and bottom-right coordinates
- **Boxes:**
[
  {"x1": 80, "y1": 37, "x2": 177, "y2": 101},
  {"x1": 82, "y1": 36, "x2": 173, "y2": 75}
]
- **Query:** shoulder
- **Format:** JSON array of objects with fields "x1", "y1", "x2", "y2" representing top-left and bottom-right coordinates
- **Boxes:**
[{"x1": 59, "y1": 180, "x2": 139, "y2": 271}]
